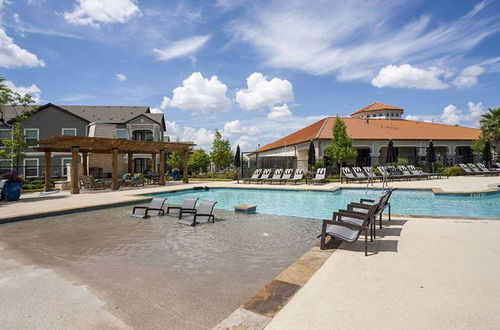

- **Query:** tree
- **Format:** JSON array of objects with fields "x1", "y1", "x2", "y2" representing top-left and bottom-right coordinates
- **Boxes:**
[
  {"x1": 188, "y1": 149, "x2": 210, "y2": 173},
  {"x1": 0, "y1": 77, "x2": 37, "y2": 170},
  {"x1": 323, "y1": 116, "x2": 357, "y2": 174},
  {"x1": 478, "y1": 108, "x2": 500, "y2": 156},
  {"x1": 210, "y1": 130, "x2": 233, "y2": 170},
  {"x1": 167, "y1": 151, "x2": 183, "y2": 170}
]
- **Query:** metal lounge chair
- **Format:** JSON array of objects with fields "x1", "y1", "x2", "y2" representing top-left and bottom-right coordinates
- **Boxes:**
[
  {"x1": 256, "y1": 169, "x2": 272, "y2": 184},
  {"x1": 268, "y1": 169, "x2": 284, "y2": 184},
  {"x1": 318, "y1": 203, "x2": 379, "y2": 255},
  {"x1": 288, "y1": 168, "x2": 304, "y2": 184},
  {"x1": 407, "y1": 165, "x2": 430, "y2": 179},
  {"x1": 244, "y1": 169, "x2": 262, "y2": 183},
  {"x1": 341, "y1": 167, "x2": 358, "y2": 183},
  {"x1": 347, "y1": 189, "x2": 394, "y2": 231},
  {"x1": 352, "y1": 167, "x2": 368, "y2": 181},
  {"x1": 279, "y1": 169, "x2": 293, "y2": 184},
  {"x1": 459, "y1": 163, "x2": 481, "y2": 175},
  {"x1": 475, "y1": 163, "x2": 497, "y2": 175},
  {"x1": 467, "y1": 163, "x2": 483, "y2": 174},
  {"x1": 312, "y1": 168, "x2": 327, "y2": 184},
  {"x1": 397, "y1": 165, "x2": 417, "y2": 180},
  {"x1": 131, "y1": 197, "x2": 167, "y2": 218},
  {"x1": 166, "y1": 197, "x2": 199, "y2": 218},
  {"x1": 178, "y1": 200, "x2": 217, "y2": 226},
  {"x1": 0, "y1": 179, "x2": 7, "y2": 204},
  {"x1": 363, "y1": 167, "x2": 382, "y2": 182}
]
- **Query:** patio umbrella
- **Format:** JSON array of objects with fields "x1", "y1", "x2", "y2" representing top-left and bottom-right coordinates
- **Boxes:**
[
  {"x1": 382, "y1": 140, "x2": 397, "y2": 191},
  {"x1": 482, "y1": 140, "x2": 492, "y2": 168},
  {"x1": 233, "y1": 145, "x2": 241, "y2": 168},
  {"x1": 307, "y1": 141, "x2": 316, "y2": 170},
  {"x1": 426, "y1": 140, "x2": 437, "y2": 173}
]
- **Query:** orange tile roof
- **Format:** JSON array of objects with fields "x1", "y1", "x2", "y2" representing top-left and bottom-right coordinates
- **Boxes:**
[
  {"x1": 257, "y1": 117, "x2": 481, "y2": 152},
  {"x1": 351, "y1": 102, "x2": 403, "y2": 116}
]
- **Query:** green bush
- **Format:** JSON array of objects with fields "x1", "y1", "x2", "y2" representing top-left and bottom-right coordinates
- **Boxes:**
[
  {"x1": 395, "y1": 158, "x2": 409, "y2": 166},
  {"x1": 441, "y1": 166, "x2": 465, "y2": 176}
]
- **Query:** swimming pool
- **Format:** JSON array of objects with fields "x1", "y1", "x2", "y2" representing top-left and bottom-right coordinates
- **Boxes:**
[{"x1": 152, "y1": 188, "x2": 500, "y2": 219}]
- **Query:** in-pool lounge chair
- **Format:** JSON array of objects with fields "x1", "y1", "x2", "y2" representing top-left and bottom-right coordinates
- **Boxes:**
[
  {"x1": 0, "y1": 179, "x2": 7, "y2": 203},
  {"x1": 131, "y1": 197, "x2": 167, "y2": 218},
  {"x1": 178, "y1": 200, "x2": 217, "y2": 226},
  {"x1": 268, "y1": 169, "x2": 284, "y2": 184},
  {"x1": 256, "y1": 169, "x2": 272, "y2": 184},
  {"x1": 279, "y1": 169, "x2": 293, "y2": 184},
  {"x1": 288, "y1": 169, "x2": 304, "y2": 184},
  {"x1": 166, "y1": 197, "x2": 199, "y2": 218},
  {"x1": 244, "y1": 169, "x2": 262, "y2": 183},
  {"x1": 312, "y1": 168, "x2": 327, "y2": 184},
  {"x1": 341, "y1": 167, "x2": 359, "y2": 183},
  {"x1": 318, "y1": 203, "x2": 379, "y2": 255}
]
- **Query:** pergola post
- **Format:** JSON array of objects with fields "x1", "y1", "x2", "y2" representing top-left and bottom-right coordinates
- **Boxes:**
[
  {"x1": 152, "y1": 153, "x2": 157, "y2": 173},
  {"x1": 70, "y1": 146, "x2": 80, "y2": 194},
  {"x1": 183, "y1": 149, "x2": 189, "y2": 183},
  {"x1": 112, "y1": 148, "x2": 119, "y2": 190},
  {"x1": 159, "y1": 150, "x2": 165, "y2": 185},
  {"x1": 82, "y1": 152, "x2": 88, "y2": 176},
  {"x1": 44, "y1": 151, "x2": 51, "y2": 192},
  {"x1": 127, "y1": 152, "x2": 133, "y2": 173}
]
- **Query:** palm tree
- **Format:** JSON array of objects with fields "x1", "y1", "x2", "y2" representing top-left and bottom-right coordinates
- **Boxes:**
[{"x1": 479, "y1": 108, "x2": 500, "y2": 160}]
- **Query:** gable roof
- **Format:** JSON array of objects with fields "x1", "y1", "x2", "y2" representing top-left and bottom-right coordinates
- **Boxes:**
[
  {"x1": 61, "y1": 105, "x2": 151, "y2": 123},
  {"x1": 351, "y1": 102, "x2": 403, "y2": 116},
  {"x1": 257, "y1": 117, "x2": 481, "y2": 152}
]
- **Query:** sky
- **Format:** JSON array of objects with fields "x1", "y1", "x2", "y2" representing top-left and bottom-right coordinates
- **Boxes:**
[{"x1": 1, "y1": 0, "x2": 499, "y2": 151}]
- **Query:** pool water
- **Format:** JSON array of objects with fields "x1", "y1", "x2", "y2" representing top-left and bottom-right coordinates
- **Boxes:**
[{"x1": 152, "y1": 188, "x2": 500, "y2": 219}]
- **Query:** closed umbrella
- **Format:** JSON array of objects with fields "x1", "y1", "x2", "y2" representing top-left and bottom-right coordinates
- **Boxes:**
[
  {"x1": 307, "y1": 141, "x2": 316, "y2": 171},
  {"x1": 385, "y1": 140, "x2": 398, "y2": 164},
  {"x1": 233, "y1": 145, "x2": 241, "y2": 167},
  {"x1": 426, "y1": 140, "x2": 436, "y2": 173},
  {"x1": 483, "y1": 140, "x2": 492, "y2": 168}
]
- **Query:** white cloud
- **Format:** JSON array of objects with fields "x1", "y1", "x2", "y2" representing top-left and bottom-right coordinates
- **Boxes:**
[
  {"x1": 268, "y1": 103, "x2": 293, "y2": 121},
  {"x1": 441, "y1": 102, "x2": 485, "y2": 126},
  {"x1": 159, "y1": 96, "x2": 170, "y2": 110},
  {"x1": 161, "y1": 72, "x2": 231, "y2": 114},
  {"x1": 233, "y1": 0, "x2": 500, "y2": 81},
  {"x1": 150, "y1": 107, "x2": 163, "y2": 114},
  {"x1": 64, "y1": 0, "x2": 141, "y2": 28},
  {"x1": 0, "y1": 28, "x2": 45, "y2": 68},
  {"x1": 5, "y1": 80, "x2": 41, "y2": 103},
  {"x1": 452, "y1": 65, "x2": 484, "y2": 89},
  {"x1": 165, "y1": 120, "x2": 215, "y2": 150},
  {"x1": 371, "y1": 64, "x2": 449, "y2": 90},
  {"x1": 153, "y1": 35, "x2": 209, "y2": 61},
  {"x1": 223, "y1": 119, "x2": 260, "y2": 135},
  {"x1": 236, "y1": 72, "x2": 293, "y2": 111},
  {"x1": 234, "y1": 135, "x2": 259, "y2": 151},
  {"x1": 115, "y1": 73, "x2": 126, "y2": 81},
  {"x1": 404, "y1": 115, "x2": 420, "y2": 121}
]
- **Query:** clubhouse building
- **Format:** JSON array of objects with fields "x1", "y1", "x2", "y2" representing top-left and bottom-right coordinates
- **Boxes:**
[{"x1": 253, "y1": 102, "x2": 481, "y2": 169}]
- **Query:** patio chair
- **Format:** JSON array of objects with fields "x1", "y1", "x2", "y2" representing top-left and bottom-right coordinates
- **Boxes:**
[
  {"x1": 347, "y1": 189, "x2": 394, "y2": 231},
  {"x1": 312, "y1": 168, "x2": 327, "y2": 184},
  {"x1": 318, "y1": 203, "x2": 379, "y2": 255},
  {"x1": 81, "y1": 175, "x2": 106, "y2": 190},
  {"x1": 363, "y1": 167, "x2": 382, "y2": 182},
  {"x1": 397, "y1": 165, "x2": 417, "y2": 180},
  {"x1": 0, "y1": 179, "x2": 7, "y2": 203},
  {"x1": 459, "y1": 163, "x2": 480, "y2": 175},
  {"x1": 288, "y1": 168, "x2": 304, "y2": 184},
  {"x1": 475, "y1": 163, "x2": 497, "y2": 175},
  {"x1": 166, "y1": 197, "x2": 199, "y2": 218},
  {"x1": 244, "y1": 169, "x2": 262, "y2": 183},
  {"x1": 256, "y1": 169, "x2": 272, "y2": 184},
  {"x1": 178, "y1": 200, "x2": 217, "y2": 226},
  {"x1": 279, "y1": 168, "x2": 293, "y2": 184},
  {"x1": 352, "y1": 167, "x2": 368, "y2": 180},
  {"x1": 131, "y1": 197, "x2": 167, "y2": 219},
  {"x1": 467, "y1": 163, "x2": 483, "y2": 174},
  {"x1": 268, "y1": 169, "x2": 284, "y2": 184},
  {"x1": 341, "y1": 167, "x2": 358, "y2": 183}
]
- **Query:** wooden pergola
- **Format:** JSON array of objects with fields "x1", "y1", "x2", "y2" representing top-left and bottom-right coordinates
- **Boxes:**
[{"x1": 35, "y1": 136, "x2": 195, "y2": 194}]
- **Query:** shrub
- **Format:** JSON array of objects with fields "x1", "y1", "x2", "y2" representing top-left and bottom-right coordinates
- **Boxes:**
[
  {"x1": 441, "y1": 166, "x2": 465, "y2": 176},
  {"x1": 395, "y1": 158, "x2": 409, "y2": 166}
]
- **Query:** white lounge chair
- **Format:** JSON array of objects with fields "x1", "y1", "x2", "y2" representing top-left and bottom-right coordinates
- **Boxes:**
[
  {"x1": 279, "y1": 169, "x2": 293, "y2": 184},
  {"x1": 178, "y1": 200, "x2": 217, "y2": 226},
  {"x1": 166, "y1": 197, "x2": 199, "y2": 218},
  {"x1": 341, "y1": 167, "x2": 358, "y2": 183},
  {"x1": 476, "y1": 163, "x2": 497, "y2": 175},
  {"x1": 244, "y1": 169, "x2": 262, "y2": 183},
  {"x1": 256, "y1": 169, "x2": 272, "y2": 183},
  {"x1": 352, "y1": 167, "x2": 367, "y2": 180},
  {"x1": 288, "y1": 169, "x2": 304, "y2": 184},
  {"x1": 459, "y1": 163, "x2": 480, "y2": 175},
  {"x1": 311, "y1": 168, "x2": 326, "y2": 184},
  {"x1": 268, "y1": 169, "x2": 284, "y2": 184},
  {"x1": 131, "y1": 197, "x2": 167, "y2": 218}
]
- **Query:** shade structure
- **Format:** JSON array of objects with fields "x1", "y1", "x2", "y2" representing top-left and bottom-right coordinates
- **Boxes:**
[
  {"x1": 233, "y1": 145, "x2": 241, "y2": 168},
  {"x1": 385, "y1": 140, "x2": 398, "y2": 164},
  {"x1": 307, "y1": 141, "x2": 316, "y2": 167},
  {"x1": 483, "y1": 140, "x2": 492, "y2": 166},
  {"x1": 426, "y1": 141, "x2": 437, "y2": 163}
]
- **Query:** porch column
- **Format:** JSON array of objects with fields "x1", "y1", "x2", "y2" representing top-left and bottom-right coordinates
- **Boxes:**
[
  {"x1": 44, "y1": 151, "x2": 51, "y2": 192},
  {"x1": 70, "y1": 146, "x2": 80, "y2": 194},
  {"x1": 183, "y1": 149, "x2": 189, "y2": 183},
  {"x1": 159, "y1": 150, "x2": 165, "y2": 185},
  {"x1": 111, "y1": 148, "x2": 119, "y2": 190},
  {"x1": 152, "y1": 153, "x2": 157, "y2": 173},
  {"x1": 82, "y1": 152, "x2": 88, "y2": 176},
  {"x1": 127, "y1": 152, "x2": 133, "y2": 173}
]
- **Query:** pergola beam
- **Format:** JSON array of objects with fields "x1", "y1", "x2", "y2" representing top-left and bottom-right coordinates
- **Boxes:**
[
  {"x1": 44, "y1": 151, "x2": 51, "y2": 192},
  {"x1": 70, "y1": 146, "x2": 80, "y2": 194}
]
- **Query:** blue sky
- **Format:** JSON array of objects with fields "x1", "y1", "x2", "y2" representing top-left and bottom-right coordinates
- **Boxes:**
[{"x1": 1, "y1": 0, "x2": 499, "y2": 150}]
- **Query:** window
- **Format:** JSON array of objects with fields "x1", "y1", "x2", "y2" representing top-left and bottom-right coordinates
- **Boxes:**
[
  {"x1": 62, "y1": 128, "x2": 77, "y2": 136},
  {"x1": 0, "y1": 159, "x2": 11, "y2": 171},
  {"x1": 0, "y1": 129, "x2": 12, "y2": 147},
  {"x1": 116, "y1": 129, "x2": 128, "y2": 139},
  {"x1": 24, "y1": 159, "x2": 39, "y2": 178},
  {"x1": 133, "y1": 130, "x2": 153, "y2": 141},
  {"x1": 61, "y1": 158, "x2": 72, "y2": 177},
  {"x1": 24, "y1": 129, "x2": 39, "y2": 146},
  {"x1": 145, "y1": 131, "x2": 153, "y2": 141}
]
